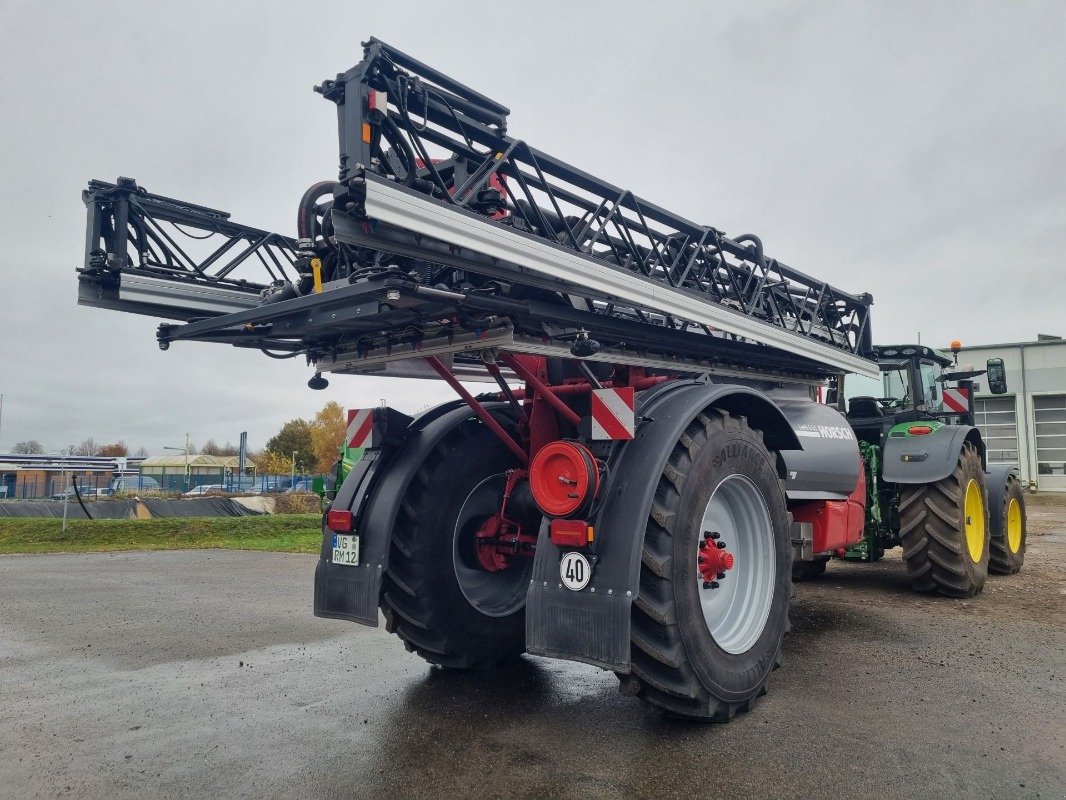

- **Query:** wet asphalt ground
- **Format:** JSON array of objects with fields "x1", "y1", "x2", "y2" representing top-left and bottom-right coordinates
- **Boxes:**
[{"x1": 1, "y1": 500, "x2": 1064, "y2": 800}]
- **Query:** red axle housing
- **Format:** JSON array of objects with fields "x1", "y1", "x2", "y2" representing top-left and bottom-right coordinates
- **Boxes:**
[
  {"x1": 474, "y1": 514, "x2": 538, "y2": 572},
  {"x1": 473, "y1": 469, "x2": 538, "y2": 572}
]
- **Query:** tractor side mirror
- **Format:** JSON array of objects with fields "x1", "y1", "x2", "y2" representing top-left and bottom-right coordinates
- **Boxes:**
[{"x1": 986, "y1": 358, "x2": 1008, "y2": 394}]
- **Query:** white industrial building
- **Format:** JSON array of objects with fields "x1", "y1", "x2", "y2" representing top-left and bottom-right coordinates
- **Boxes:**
[{"x1": 960, "y1": 335, "x2": 1066, "y2": 492}]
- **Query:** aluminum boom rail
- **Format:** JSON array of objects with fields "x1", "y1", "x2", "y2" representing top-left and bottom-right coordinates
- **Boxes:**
[{"x1": 345, "y1": 174, "x2": 876, "y2": 377}]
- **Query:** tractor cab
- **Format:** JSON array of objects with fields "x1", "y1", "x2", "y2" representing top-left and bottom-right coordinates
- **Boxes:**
[{"x1": 836, "y1": 344, "x2": 1008, "y2": 446}]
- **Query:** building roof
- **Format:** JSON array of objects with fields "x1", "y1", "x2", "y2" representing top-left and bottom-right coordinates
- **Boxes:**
[
  {"x1": 0, "y1": 454, "x2": 142, "y2": 470},
  {"x1": 139, "y1": 454, "x2": 240, "y2": 468},
  {"x1": 0, "y1": 465, "x2": 112, "y2": 474},
  {"x1": 959, "y1": 337, "x2": 1066, "y2": 351}
]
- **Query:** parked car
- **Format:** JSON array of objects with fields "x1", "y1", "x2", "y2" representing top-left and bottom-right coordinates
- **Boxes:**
[
  {"x1": 110, "y1": 475, "x2": 162, "y2": 493},
  {"x1": 224, "y1": 480, "x2": 262, "y2": 495},
  {"x1": 51, "y1": 486, "x2": 107, "y2": 500},
  {"x1": 182, "y1": 484, "x2": 226, "y2": 497},
  {"x1": 283, "y1": 480, "x2": 315, "y2": 493}
]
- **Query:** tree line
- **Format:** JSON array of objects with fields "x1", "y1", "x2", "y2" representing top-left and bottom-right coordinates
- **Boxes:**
[{"x1": 12, "y1": 439, "x2": 146, "y2": 457}]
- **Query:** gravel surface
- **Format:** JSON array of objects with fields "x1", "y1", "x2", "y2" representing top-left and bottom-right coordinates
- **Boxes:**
[{"x1": 1, "y1": 499, "x2": 1063, "y2": 799}]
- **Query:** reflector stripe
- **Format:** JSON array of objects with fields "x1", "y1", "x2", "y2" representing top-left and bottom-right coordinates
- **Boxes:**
[
  {"x1": 591, "y1": 387, "x2": 635, "y2": 440},
  {"x1": 942, "y1": 387, "x2": 969, "y2": 414},
  {"x1": 346, "y1": 409, "x2": 376, "y2": 448}
]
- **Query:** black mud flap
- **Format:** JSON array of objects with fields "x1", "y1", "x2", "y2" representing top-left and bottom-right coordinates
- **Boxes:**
[
  {"x1": 313, "y1": 559, "x2": 384, "y2": 626},
  {"x1": 313, "y1": 406, "x2": 414, "y2": 626},
  {"x1": 525, "y1": 520, "x2": 634, "y2": 671},
  {"x1": 313, "y1": 401, "x2": 508, "y2": 627},
  {"x1": 313, "y1": 451, "x2": 387, "y2": 626}
]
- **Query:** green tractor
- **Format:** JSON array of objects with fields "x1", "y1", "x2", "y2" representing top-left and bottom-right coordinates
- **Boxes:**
[{"x1": 802, "y1": 343, "x2": 1027, "y2": 596}]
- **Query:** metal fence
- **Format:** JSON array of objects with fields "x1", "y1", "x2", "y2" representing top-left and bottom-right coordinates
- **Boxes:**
[
  {"x1": 0, "y1": 474, "x2": 311, "y2": 500},
  {"x1": 0, "y1": 475, "x2": 113, "y2": 500}
]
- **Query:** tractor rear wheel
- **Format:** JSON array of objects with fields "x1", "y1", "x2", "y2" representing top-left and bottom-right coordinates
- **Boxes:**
[
  {"x1": 989, "y1": 474, "x2": 1026, "y2": 575},
  {"x1": 380, "y1": 420, "x2": 530, "y2": 669},
  {"x1": 899, "y1": 443, "x2": 990, "y2": 597},
  {"x1": 617, "y1": 408, "x2": 792, "y2": 720}
]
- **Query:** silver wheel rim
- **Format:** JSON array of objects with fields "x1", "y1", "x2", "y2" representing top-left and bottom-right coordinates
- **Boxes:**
[
  {"x1": 698, "y1": 475, "x2": 776, "y2": 655},
  {"x1": 451, "y1": 474, "x2": 532, "y2": 617}
]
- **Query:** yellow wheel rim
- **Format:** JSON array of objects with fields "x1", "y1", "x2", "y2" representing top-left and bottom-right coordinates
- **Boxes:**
[
  {"x1": 1006, "y1": 497, "x2": 1023, "y2": 554},
  {"x1": 964, "y1": 479, "x2": 985, "y2": 563}
]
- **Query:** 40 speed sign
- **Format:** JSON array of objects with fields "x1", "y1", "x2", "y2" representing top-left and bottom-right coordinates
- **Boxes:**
[{"x1": 559, "y1": 552, "x2": 592, "y2": 591}]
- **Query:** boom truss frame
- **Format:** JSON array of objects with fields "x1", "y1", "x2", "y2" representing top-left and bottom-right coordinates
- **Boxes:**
[
  {"x1": 320, "y1": 39, "x2": 873, "y2": 360},
  {"x1": 76, "y1": 38, "x2": 878, "y2": 381}
]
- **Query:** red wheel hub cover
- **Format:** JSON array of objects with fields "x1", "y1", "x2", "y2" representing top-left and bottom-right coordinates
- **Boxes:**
[{"x1": 699, "y1": 540, "x2": 735, "y2": 582}]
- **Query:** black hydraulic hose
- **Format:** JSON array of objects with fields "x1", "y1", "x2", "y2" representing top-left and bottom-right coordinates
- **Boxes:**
[
  {"x1": 394, "y1": 98, "x2": 456, "y2": 202},
  {"x1": 296, "y1": 181, "x2": 338, "y2": 243},
  {"x1": 259, "y1": 347, "x2": 302, "y2": 359},
  {"x1": 70, "y1": 475, "x2": 93, "y2": 520},
  {"x1": 379, "y1": 114, "x2": 419, "y2": 186}
]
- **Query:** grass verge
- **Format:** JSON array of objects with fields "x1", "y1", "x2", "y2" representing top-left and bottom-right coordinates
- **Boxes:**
[{"x1": 0, "y1": 514, "x2": 322, "y2": 555}]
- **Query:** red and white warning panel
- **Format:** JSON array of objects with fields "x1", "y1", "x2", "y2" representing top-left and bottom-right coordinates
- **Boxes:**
[
  {"x1": 942, "y1": 387, "x2": 970, "y2": 414},
  {"x1": 346, "y1": 408, "x2": 378, "y2": 449},
  {"x1": 590, "y1": 387, "x2": 635, "y2": 441}
]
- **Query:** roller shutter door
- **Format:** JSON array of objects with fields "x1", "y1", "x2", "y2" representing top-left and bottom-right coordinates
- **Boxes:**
[
  {"x1": 974, "y1": 396, "x2": 1019, "y2": 466},
  {"x1": 1034, "y1": 394, "x2": 1066, "y2": 490}
]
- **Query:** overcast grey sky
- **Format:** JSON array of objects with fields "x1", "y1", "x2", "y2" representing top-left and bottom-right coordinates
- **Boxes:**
[{"x1": 0, "y1": 1, "x2": 1063, "y2": 454}]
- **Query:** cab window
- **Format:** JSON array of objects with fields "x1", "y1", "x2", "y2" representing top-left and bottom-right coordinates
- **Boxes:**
[
  {"x1": 918, "y1": 361, "x2": 942, "y2": 411},
  {"x1": 842, "y1": 365, "x2": 909, "y2": 412},
  {"x1": 881, "y1": 365, "x2": 910, "y2": 406},
  {"x1": 842, "y1": 373, "x2": 883, "y2": 409}
]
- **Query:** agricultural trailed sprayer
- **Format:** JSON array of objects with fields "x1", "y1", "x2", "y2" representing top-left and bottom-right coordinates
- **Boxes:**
[{"x1": 77, "y1": 38, "x2": 1023, "y2": 719}]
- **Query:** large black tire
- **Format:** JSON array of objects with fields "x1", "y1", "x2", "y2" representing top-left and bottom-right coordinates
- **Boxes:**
[
  {"x1": 899, "y1": 443, "x2": 990, "y2": 597},
  {"x1": 989, "y1": 474, "x2": 1026, "y2": 575},
  {"x1": 617, "y1": 409, "x2": 793, "y2": 721},
  {"x1": 380, "y1": 420, "x2": 529, "y2": 669},
  {"x1": 792, "y1": 557, "x2": 829, "y2": 581}
]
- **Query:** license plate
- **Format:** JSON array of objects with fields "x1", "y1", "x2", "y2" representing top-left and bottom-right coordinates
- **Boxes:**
[{"x1": 332, "y1": 534, "x2": 360, "y2": 566}]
